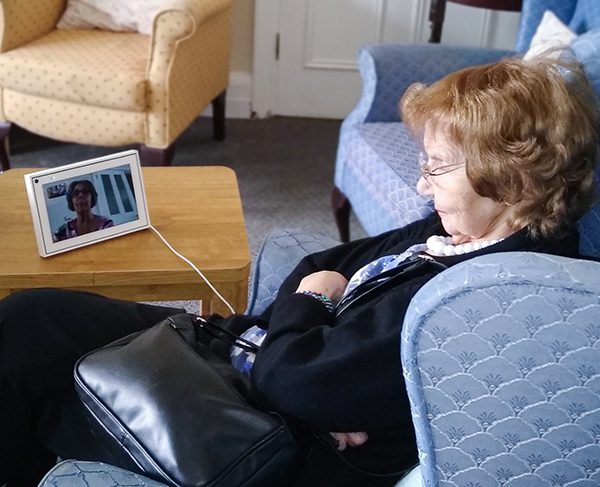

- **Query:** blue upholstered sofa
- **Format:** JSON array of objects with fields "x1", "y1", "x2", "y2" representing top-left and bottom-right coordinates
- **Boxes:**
[{"x1": 332, "y1": 0, "x2": 600, "y2": 247}]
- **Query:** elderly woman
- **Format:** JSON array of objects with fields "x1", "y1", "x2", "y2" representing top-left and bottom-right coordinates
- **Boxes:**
[
  {"x1": 0, "y1": 57, "x2": 597, "y2": 486},
  {"x1": 54, "y1": 179, "x2": 114, "y2": 241}
]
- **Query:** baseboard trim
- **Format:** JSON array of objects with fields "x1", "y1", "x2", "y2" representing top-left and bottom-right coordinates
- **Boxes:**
[{"x1": 201, "y1": 71, "x2": 252, "y2": 119}]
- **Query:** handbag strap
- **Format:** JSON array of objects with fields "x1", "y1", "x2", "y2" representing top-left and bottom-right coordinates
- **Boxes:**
[{"x1": 190, "y1": 315, "x2": 260, "y2": 354}]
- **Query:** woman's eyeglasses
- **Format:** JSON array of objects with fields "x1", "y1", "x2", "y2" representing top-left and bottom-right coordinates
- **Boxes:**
[
  {"x1": 71, "y1": 189, "x2": 91, "y2": 197},
  {"x1": 418, "y1": 152, "x2": 464, "y2": 180}
]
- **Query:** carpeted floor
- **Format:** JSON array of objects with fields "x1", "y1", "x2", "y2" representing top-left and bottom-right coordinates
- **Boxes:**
[{"x1": 8, "y1": 116, "x2": 367, "y2": 311}]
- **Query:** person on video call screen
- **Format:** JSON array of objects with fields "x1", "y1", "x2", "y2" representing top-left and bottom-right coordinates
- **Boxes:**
[{"x1": 54, "y1": 179, "x2": 114, "y2": 241}]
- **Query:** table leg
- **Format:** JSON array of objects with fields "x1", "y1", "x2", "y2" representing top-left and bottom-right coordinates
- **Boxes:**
[{"x1": 205, "y1": 284, "x2": 248, "y2": 316}]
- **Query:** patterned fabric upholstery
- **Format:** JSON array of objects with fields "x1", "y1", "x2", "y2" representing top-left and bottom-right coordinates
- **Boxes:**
[
  {"x1": 0, "y1": 0, "x2": 64, "y2": 52},
  {"x1": 402, "y1": 252, "x2": 600, "y2": 487},
  {"x1": 0, "y1": 0, "x2": 232, "y2": 149},
  {"x1": 39, "y1": 460, "x2": 167, "y2": 487},
  {"x1": 0, "y1": 30, "x2": 149, "y2": 112},
  {"x1": 337, "y1": 121, "x2": 433, "y2": 236},
  {"x1": 334, "y1": 0, "x2": 600, "y2": 250},
  {"x1": 246, "y1": 228, "x2": 340, "y2": 315}
]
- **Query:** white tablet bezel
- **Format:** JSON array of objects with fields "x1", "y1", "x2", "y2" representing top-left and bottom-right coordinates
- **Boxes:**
[{"x1": 24, "y1": 150, "x2": 151, "y2": 257}]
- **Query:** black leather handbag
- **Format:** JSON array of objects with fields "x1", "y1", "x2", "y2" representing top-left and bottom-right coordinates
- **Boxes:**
[{"x1": 74, "y1": 313, "x2": 307, "y2": 487}]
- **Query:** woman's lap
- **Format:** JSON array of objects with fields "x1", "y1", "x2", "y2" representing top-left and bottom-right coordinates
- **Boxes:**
[
  {"x1": 1, "y1": 288, "x2": 182, "y2": 393},
  {"x1": 0, "y1": 288, "x2": 183, "y2": 485}
]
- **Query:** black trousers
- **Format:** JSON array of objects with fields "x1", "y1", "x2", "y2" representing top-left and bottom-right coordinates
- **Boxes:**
[
  {"x1": 0, "y1": 289, "x2": 405, "y2": 487},
  {"x1": 0, "y1": 288, "x2": 182, "y2": 486}
]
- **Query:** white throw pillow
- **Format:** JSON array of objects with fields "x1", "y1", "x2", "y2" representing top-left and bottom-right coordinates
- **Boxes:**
[
  {"x1": 57, "y1": 0, "x2": 165, "y2": 35},
  {"x1": 524, "y1": 10, "x2": 577, "y2": 61}
]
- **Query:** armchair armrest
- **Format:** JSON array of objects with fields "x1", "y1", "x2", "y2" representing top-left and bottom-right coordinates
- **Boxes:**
[
  {"x1": 146, "y1": 0, "x2": 233, "y2": 147},
  {"x1": 150, "y1": 0, "x2": 233, "y2": 41},
  {"x1": 246, "y1": 229, "x2": 340, "y2": 316},
  {"x1": 39, "y1": 460, "x2": 168, "y2": 487},
  {"x1": 347, "y1": 43, "x2": 512, "y2": 125},
  {"x1": 0, "y1": 0, "x2": 65, "y2": 52},
  {"x1": 401, "y1": 251, "x2": 600, "y2": 487}
]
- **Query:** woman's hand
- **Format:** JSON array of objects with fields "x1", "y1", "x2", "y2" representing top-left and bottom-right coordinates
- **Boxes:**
[
  {"x1": 296, "y1": 271, "x2": 348, "y2": 303},
  {"x1": 330, "y1": 432, "x2": 369, "y2": 451}
]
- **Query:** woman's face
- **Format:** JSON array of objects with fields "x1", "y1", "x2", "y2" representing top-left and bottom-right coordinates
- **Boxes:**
[
  {"x1": 416, "y1": 124, "x2": 519, "y2": 244},
  {"x1": 71, "y1": 183, "x2": 92, "y2": 213}
]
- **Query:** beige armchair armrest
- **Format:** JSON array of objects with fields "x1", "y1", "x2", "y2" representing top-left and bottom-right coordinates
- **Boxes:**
[
  {"x1": 149, "y1": 0, "x2": 233, "y2": 48},
  {"x1": 0, "y1": 0, "x2": 65, "y2": 52},
  {"x1": 146, "y1": 0, "x2": 233, "y2": 147},
  {"x1": 157, "y1": 0, "x2": 233, "y2": 33}
]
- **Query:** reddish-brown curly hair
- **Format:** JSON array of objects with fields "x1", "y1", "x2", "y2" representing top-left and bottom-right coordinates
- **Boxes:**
[{"x1": 400, "y1": 57, "x2": 599, "y2": 240}]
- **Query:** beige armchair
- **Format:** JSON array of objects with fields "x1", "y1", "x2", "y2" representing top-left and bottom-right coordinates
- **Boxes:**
[{"x1": 0, "y1": 0, "x2": 232, "y2": 170}]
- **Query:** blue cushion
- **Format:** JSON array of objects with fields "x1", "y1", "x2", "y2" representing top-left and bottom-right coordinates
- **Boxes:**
[
  {"x1": 577, "y1": 167, "x2": 600, "y2": 258},
  {"x1": 517, "y1": 0, "x2": 600, "y2": 52},
  {"x1": 569, "y1": 0, "x2": 600, "y2": 34},
  {"x1": 570, "y1": 28, "x2": 600, "y2": 98},
  {"x1": 516, "y1": 0, "x2": 578, "y2": 52}
]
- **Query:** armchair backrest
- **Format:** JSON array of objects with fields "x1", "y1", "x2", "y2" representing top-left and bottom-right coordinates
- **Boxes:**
[
  {"x1": 516, "y1": 0, "x2": 600, "y2": 52},
  {"x1": 577, "y1": 162, "x2": 600, "y2": 258},
  {"x1": 578, "y1": 198, "x2": 600, "y2": 258},
  {"x1": 401, "y1": 252, "x2": 600, "y2": 486}
]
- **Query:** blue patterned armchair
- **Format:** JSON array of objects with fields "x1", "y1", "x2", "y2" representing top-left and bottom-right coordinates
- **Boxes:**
[
  {"x1": 39, "y1": 225, "x2": 600, "y2": 486},
  {"x1": 332, "y1": 0, "x2": 600, "y2": 247},
  {"x1": 401, "y1": 252, "x2": 600, "y2": 487}
]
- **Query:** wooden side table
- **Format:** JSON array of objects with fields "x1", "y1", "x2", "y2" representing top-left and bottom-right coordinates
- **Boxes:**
[
  {"x1": 0, "y1": 167, "x2": 251, "y2": 315},
  {"x1": 429, "y1": 0, "x2": 523, "y2": 43}
]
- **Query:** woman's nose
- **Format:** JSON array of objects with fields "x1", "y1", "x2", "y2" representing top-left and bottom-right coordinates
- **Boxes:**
[{"x1": 416, "y1": 176, "x2": 432, "y2": 196}]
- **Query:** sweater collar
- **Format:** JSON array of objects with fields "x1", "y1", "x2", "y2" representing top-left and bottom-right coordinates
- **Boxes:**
[{"x1": 429, "y1": 215, "x2": 581, "y2": 267}]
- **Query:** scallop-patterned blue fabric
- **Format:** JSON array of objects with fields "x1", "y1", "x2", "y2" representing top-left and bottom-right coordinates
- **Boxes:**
[{"x1": 402, "y1": 252, "x2": 600, "y2": 487}]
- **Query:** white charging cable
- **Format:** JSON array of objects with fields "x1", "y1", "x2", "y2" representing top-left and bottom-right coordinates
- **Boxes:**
[{"x1": 150, "y1": 225, "x2": 235, "y2": 315}]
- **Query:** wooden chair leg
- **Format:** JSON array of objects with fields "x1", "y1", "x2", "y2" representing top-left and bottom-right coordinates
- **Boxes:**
[
  {"x1": 0, "y1": 121, "x2": 12, "y2": 172},
  {"x1": 212, "y1": 90, "x2": 226, "y2": 142},
  {"x1": 331, "y1": 185, "x2": 351, "y2": 243},
  {"x1": 428, "y1": 0, "x2": 447, "y2": 43},
  {"x1": 139, "y1": 144, "x2": 175, "y2": 166}
]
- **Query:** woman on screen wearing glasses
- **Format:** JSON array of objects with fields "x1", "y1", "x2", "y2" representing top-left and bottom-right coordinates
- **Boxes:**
[{"x1": 54, "y1": 179, "x2": 114, "y2": 241}]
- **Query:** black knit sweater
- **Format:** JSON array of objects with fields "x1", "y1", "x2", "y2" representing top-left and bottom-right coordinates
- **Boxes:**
[{"x1": 219, "y1": 213, "x2": 580, "y2": 477}]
